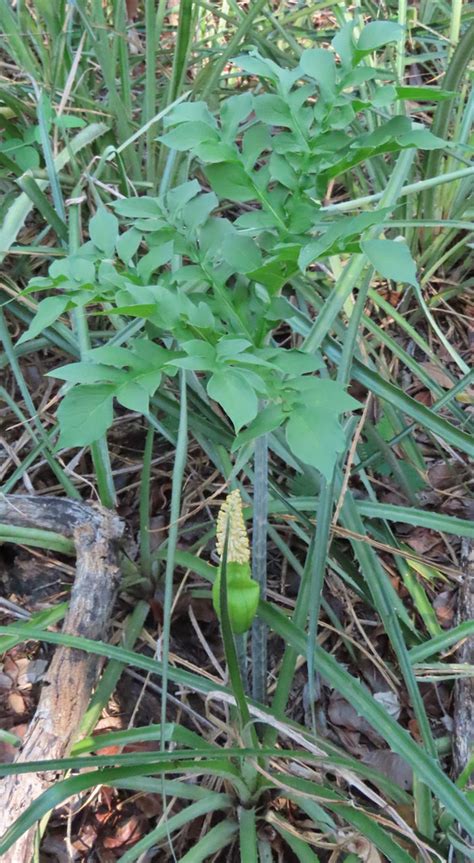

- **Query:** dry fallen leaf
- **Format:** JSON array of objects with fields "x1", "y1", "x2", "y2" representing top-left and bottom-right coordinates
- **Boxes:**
[
  {"x1": 420, "y1": 363, "x2": 454, "y2": 389},
  {"x1": 347, "y1": 835, "x2": 383, "y2": 863},
  {"x1": 362, "y1": 749, "x2": 413, "y2": 790}
]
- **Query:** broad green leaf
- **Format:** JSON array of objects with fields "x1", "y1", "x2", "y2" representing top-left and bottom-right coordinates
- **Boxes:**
[
  {"x1": 269, "y1": 153, "x2": 297, "y2": 190},
  {"x1": 299, "y1": 209, "x2": 392, "y2": 269},
  {"x1": 168, "y1": 355, "x2": 216, "y2": 371},
  {"x1": 396, "y1": 129, "x2": 445, "y2": 150},
  {"x1": 165, "y1": 101, "x2": 216, "y2": 127},
  {"x1": 85, "y1": 346, "x2": 144, "y2": 369},
  {"x1": 137, "y1": 241, "x2": 174, "y2": 281},
  {"x1": 235, "y1": 211, "x2": 276, "y2": 230},
  {"x1": 357, "y1": 21, "x2": 404, "y2": 52},
  {"x1": 254, "y1": 94, "x2": 292, "y2": 127},
  {"x1": 242, "y1": 124, "x2": 272, "y2": 170},
  {"x1": 231, "y1": 404, "x2": 285, "y2": 450},
  {"x1": 13, "y1": 145, "x2": 40, "y2": 171},
  {"x1": 54, "y1": 114, "x2": 86, "y2": 129},
  {"x1": 194, "y1": 141, "x2": 237, "y2": 163},
  {"x1": 267, "y1": 349, "x2": 323, "y2": 376},
  {"x1": 159, "y1": 121, "x2": 218, "y2": 151},
  {"x1": 371, "y1": 85, "x2": 397, "y2": 107},
  {"x1": 112, "y1": 197, "x2": 160, "y2": 218},
  {"x1": 166, "y1": 180, "x2": 201, "y2": 212},
  {"x1": 216, "y1": 338, "x2": 252, "y2": 360},
  {"x1": 69, "y1": 257, "x2": 95, "y2": 283},
  {"x1": 289, "y1": 378, "x2": 360, "y2": 413},
  {"x1": 182, "y1": 339, "x2": 216, "y2": 360},
  {"x1": 300, "y1": 48, "x2": 337, "y2": 98},
  {"x1": 182, "y1": 192, "x2": 218, "y2": 230},
  {"x1": 221, "y1": 233, "x2": 262, "y2": 273},
  {"x1": 116, "y1": 228, "x2": 142, "y2": 265},
  {"x1": 352, "y1": 116, "x2": 411, "y2": 148},
  {"x1": 207, "y1": 369, "x2": 258, "y2": 432},
  {"x1": 17, "y1": 296, "x2": 69, "y2": 344},
  {"x1": 286, "y1": 405, "x2": 347, "y2": 480},
  {"x1": 199, "y1": 216, "x2": 235, "y2": 258},
  {"x1": 285, "y1": 380, "x2": 359, "y2": 479},
  {"x1": 57, "y1": 384, "x2": 114, "y2": 448},
  {"x1": 115, "y1": 382, "x2": 149, "y2": 414},
  {"x1": 233, "y1": 52, "x2": 280, "y2": 83},
  {"x1": 220, "y1": 92, "x2": 253, "y2": 138},
  {"x1": 362, "y1": 239, "x2": 419, "y2": 287},
  {"x1": 332, "y1": 22, "x2": 355, "y2": 68},
  {"x1": 204, "y1": 163, "x2": 255, "y2": 202},
  {"x1": 47, "y1": 362, "x2": 125, "y2": 385},
  {"x1": 89, "y1": 208, "x2": 118, "y2": 257}
]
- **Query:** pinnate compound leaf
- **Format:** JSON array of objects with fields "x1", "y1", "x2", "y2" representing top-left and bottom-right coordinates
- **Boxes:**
[
  {"x1": 57, "y1": 384, "x2": 114, "y2": 448},
  {"x1": 207, "y1": 369, "x2": 258, "y2": 432},
  {"x1": 361, "y1": 239, "x2": 419, "y2": 287}
]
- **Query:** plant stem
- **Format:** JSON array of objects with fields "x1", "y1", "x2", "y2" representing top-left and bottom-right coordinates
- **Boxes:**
[
  {"x1": 160, "y1": 371, "x2": 188, "y2": 748},
  {"x1": 140, "y1": 422, "x2": 155, "y2": 583},
  {"x1": 251, "y1": 430, "x2": 268, "y2": 705}
]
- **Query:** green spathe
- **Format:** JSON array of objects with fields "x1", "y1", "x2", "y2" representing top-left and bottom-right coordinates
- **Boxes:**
[{"x1": 212, "y1": 562, "x2": 260, "y2": 635}]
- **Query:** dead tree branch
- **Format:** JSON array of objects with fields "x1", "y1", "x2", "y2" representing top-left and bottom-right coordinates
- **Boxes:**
[{"x1": 0, "y1": 495, "x2": 123, "y2": 863}]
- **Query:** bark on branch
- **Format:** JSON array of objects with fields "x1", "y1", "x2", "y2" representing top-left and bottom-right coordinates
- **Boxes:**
[{"x1": 0, "y1": 495, "x2": 124, "y2": 863}]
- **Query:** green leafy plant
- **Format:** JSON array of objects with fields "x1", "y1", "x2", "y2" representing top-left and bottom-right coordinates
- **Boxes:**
[
  {"x1": 2, "y1": 9, "x2": 473, "y2": 862},
  {"x1": 17, "y1": 22, "x2": 446, "y2": 482}
]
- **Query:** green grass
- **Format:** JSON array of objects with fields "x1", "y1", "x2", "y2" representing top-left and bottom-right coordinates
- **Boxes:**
[{"x1": 0, "y1": 1, "x2": 473, "y2": 861}]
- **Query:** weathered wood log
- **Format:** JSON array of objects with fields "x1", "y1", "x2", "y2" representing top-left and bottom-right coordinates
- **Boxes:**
[{"x1": 0, "y1": 495, "x2": 123, "y2": 862}]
